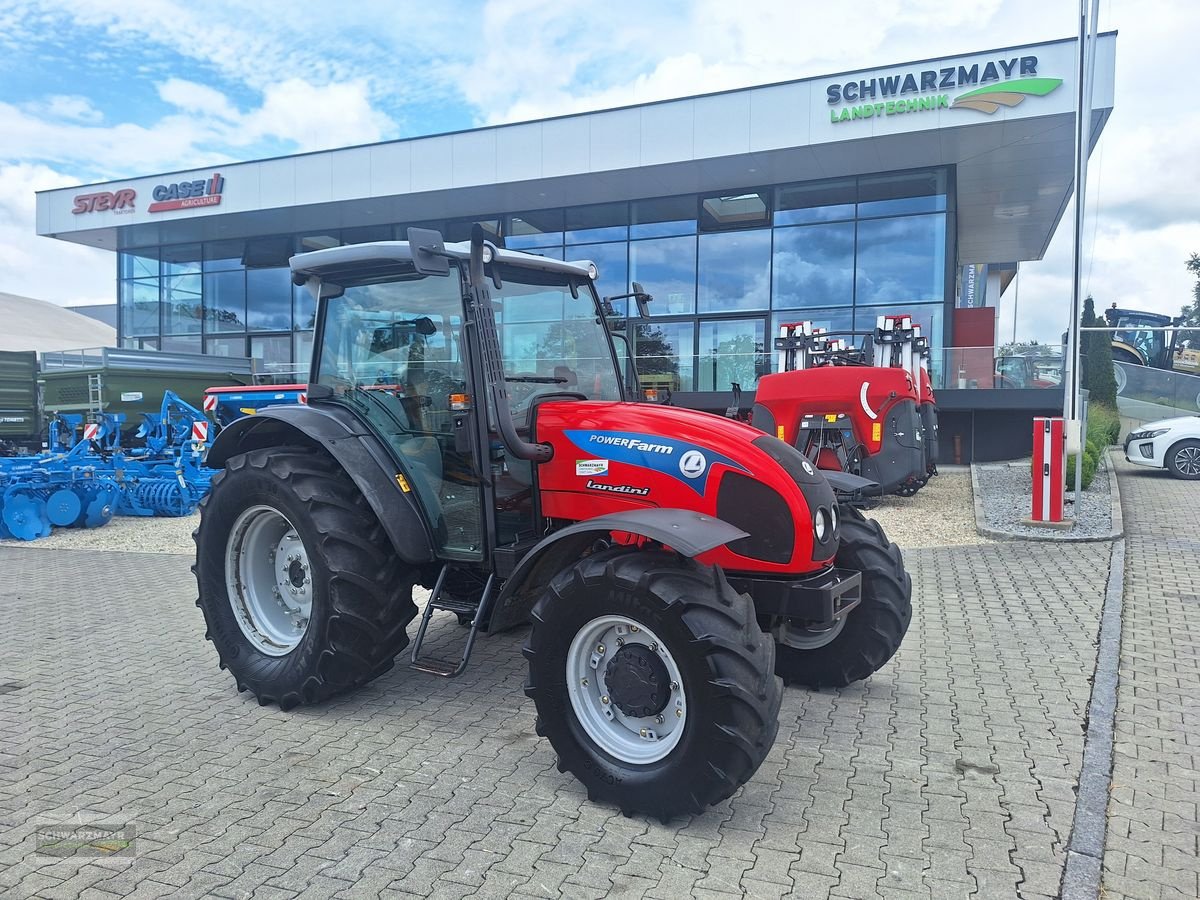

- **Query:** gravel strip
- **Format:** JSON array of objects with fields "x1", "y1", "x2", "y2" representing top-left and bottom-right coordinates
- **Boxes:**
[
  {"x1": 0, "y1": 469, "x2": 987, "y2": 555},
  {"x1": 0, "y1": 512, "x2": 199, "y2": 555},
  {"x1": 866, "y1": 466, "x2": 992, "y2": 550},
  {"x1": 974, "y1": 454, "x2": 1115, "y2": 539}
]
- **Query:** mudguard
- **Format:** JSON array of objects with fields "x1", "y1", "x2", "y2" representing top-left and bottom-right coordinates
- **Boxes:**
[
  {"x1": 487, "y1": 508, "x2": 748, "y2": 633},
  {"x1": 205, "y1": 404, "x2": 436, "y2": 565}
]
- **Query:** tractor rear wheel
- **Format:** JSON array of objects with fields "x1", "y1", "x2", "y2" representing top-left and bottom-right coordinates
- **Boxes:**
[
  {"x1": 194, "y1": 447, "x2": 418, "y2": 709},
  {"x1": 524, "y1": 546, "x2": 782, "y2": 821},
  {"x1": 772, "y1": 505, "x2": 911, "y2": 688}
]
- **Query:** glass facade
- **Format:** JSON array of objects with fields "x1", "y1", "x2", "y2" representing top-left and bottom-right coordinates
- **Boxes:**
[{"x1": 117, "y1": 167, "x2": 953, "y2": 386}]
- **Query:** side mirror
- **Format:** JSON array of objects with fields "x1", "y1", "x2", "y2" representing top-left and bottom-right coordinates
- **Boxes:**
[
  {"x1": 407, "y1": 227, "x2": 450, "y2": 276},
  {"x1": 632, "y1": 281, "x2": 653, "y2": 318}
]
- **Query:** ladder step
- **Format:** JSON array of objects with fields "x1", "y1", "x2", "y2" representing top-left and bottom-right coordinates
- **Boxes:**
[{"x1": 409, "y1": 569, "x2": 495, "y2": 679}]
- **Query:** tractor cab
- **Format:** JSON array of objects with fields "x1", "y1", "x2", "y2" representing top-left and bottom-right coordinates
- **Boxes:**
[{"x1": 1105, "y1": 307, "x2": 1176, "y2": 368}]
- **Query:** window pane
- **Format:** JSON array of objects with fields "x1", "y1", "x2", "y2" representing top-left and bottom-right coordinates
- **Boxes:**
[
  {"x1": 630, "y1": 236, "x2": 696, "y2": 315},
  {"x1": 160, "y1": 334, "x2": 201, "y2": 354},
  {"x1": 205, "y1": 334, "x2": 246, "y2": 357},
  {"x1": 574, "y1": 242, "x2": 627, "y2": 304},
  {"x1": 161, "y1": 244, "x2": 202, "y2": 277},
  {"x1": 775, "y1": 180, "x2": 855, "y2": 225},
  {"x1": 700, "y1": 191, "x2": 769, "y2": 231},
  {"x1": 204, "y1": 270, "x2": 246, "y2": 332},
  {"x1": 857, "y1": 170, "x2": 947, "y2": 217},
  {"x1": 698, "y1": 319, "x2": 767, "y2": 390},
  {"x1": 293, "y1": 283, "x2": 316, "y2": 332},
  {"x1": 697, "y1": 229, "x2": 770, "y2": 313},
  {"x1": 243, "y1": 236, "x2": 294, "y2": 267},
  {"x1": 634, "y1": 321, "x2": 694, "y2": 392},
  {"x1": 293, "y1": 331, "x2": 314, "y2": 373},
  {"x1": 445, "y1": 219, "x2": 500, "y2": 244},
  {"x1": 247, "y1": 268, "x2": 294, "y2": 331},
  {"x1": 204, "y1": 239, "x2": 245, "y2": 271},
  {"x1": 772, "y1": 223, "x2": 855, "y2": 309},
  {"x1": 120, "y1": 280, "x2": 160, "y2": 336},
  {"x1": 565, "y1": 203, "x2": 629, "y2": 244},
  {"x1": 162, "y1": 274, "x2": 202, "y2": 334},
  {"x1": 631, "y1": 196, "x2": 696, "y2": 238},
  {"x1": 342, "y1": 225, "x2": 392, "y2": 244},
  {"x1": 296, "y1": 232, "x2": 342, "y2": 252},
  {"x1": 119, "y1": 249, "x2": 160, "y2": 280},
  {"x1": 855, "y1": 215, "x2": 946, "y2": 306},
  {"x1": 773, "y1": 307, "x2": 855, "y2": 342},
  {"x1": 250, "y1": 334, "x2": 293, "y2": 375},
  {"x1": 503, "y1": 211, "x2": 561, "y2": 249}
]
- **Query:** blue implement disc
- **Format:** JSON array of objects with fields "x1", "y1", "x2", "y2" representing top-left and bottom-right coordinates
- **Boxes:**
[
  {"x1": 2, "y1": 493, "x2": 51, "y2": 541},
  {"x1": 46, "y1": 489, "x2": 83, "y2": 527}
]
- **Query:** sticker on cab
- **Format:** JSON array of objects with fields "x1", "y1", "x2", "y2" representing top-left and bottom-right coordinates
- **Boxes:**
[{"x1": 576, "y1": 459, "x2": 609, "y2": 476}]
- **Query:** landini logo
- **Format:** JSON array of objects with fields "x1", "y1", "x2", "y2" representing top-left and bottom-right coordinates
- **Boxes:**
[{"x1": 826, "y1": 55, "x2": 1063, "y2": 124}]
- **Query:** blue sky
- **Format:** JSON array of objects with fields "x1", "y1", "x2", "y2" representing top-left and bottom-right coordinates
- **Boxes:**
[{"x1": 0, "y1": 0, "x2": 1197, "y2": 344}]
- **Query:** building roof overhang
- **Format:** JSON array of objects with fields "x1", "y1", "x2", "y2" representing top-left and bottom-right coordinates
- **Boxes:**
[{"x1": 37, "y1": 33, "x2": 1115, "y2": 268}]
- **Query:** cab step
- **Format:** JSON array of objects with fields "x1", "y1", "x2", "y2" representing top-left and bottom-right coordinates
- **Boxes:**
[{"x1": 409, "y1": 567, "x2": 495, "y2": 678}]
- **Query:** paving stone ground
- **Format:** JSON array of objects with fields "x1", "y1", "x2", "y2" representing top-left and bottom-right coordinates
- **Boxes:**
[
  {"x1": 0, "y1": 524, "x2": 1112, "y2": 899},
  {"x1": 1102, "y1": 458, "x2": 1200, "y2": 900}
]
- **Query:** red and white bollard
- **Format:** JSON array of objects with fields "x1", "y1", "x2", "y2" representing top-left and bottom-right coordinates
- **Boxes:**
[{"x1": 1031, "y1": 416, "x2": 1065, "y2": 523}]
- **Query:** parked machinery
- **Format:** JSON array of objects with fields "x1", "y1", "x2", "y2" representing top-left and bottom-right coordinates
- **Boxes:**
[
  {"x1": 0, "y1": 391, "x2": 215, "y2": 541},
  {"x1": 194, "y1": 226, "x2": 913, "y2": 820},
  {"x1": 752, "y1": 315, "x2": 938, "y2": 498}
]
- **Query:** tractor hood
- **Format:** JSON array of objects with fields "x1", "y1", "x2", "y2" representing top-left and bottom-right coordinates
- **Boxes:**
[{"x1": 532, "y1": 400, "x2": 840, "y2": 574}]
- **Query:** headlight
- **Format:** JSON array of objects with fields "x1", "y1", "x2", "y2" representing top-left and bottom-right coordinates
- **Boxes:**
[
  {"x1": 587, "y1": 263, "x2": 599, "y2": 280},
  {"x1": 1130, "y1": 428, "x2": 1170, "y2": 440},
  {"x1": 814, "y1": 508, "x2": 829, "y2": 542},
  {"x1": 481, "y1": 244, "x2": 494, "y2": 263}
]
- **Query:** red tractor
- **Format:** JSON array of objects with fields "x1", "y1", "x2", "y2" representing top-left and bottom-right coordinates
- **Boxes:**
[
  {"x1": 752, "y1": 315, "x2": 938, "y2": 497},
  {"x1": 193, "y1": 227, "x2": 911, "y2": 820}
]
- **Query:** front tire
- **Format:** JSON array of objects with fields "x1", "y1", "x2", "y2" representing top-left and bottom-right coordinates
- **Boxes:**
[
  {"x1": 773, "y1": 505, "x2": 912, "y2": 688},
  {"x1": 524, "y1": 547, "x2": 782, "y2": 820},
  {"x1": 194, "y1": 447, "x2": 419, "y2": 709},
  {"x1": 1166, "y1": 439, "x2": 1200, "y2": 480}
]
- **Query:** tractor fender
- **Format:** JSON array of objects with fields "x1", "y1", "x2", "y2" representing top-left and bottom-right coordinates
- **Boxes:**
[
  {"x1": 205, "y1": 405, "x2": 436, "y2": 565},
  {"x1": 488, "y1": 508, "x2": 748, "y2": 633}
]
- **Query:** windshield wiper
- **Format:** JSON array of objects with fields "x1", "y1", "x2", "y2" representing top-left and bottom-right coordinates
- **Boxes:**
[{"x1": 504, "y1": 375, "x2": 567, "y2": 384}]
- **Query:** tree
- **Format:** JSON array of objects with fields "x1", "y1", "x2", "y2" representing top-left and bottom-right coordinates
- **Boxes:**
[
  {"x1": 1181, "y1": 254, "x2": 1200, "y2": 349},
  {"x1": 1082, "y1": 295, "x2": 1117, "y2": 407}
]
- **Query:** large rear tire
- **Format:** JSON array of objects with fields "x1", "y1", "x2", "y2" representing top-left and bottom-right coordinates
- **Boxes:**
[
  {"x1": 773, "y1": 505, "x2": 911, "y2": 688},
  {"x1": 524, "y1": 547, "x2": 782, "y2": 821},
  {"x1": 194, "y1": 447, "x2": 418, "y2": 709}
]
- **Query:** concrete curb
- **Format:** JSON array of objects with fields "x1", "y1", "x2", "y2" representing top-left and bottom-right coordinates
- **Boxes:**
[
  {"x1": 1060, "y1": 536, "x2": 1126, "y2": 900},
  {"x1": 969, "y1": 451, "x2": 1124, "y2": 542}
]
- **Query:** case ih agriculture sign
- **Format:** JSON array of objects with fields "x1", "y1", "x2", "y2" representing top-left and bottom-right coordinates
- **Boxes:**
[
  {"x1": 148, "y1": 173, "x2": 225, "y2": 212},
  {"x1": 71, "y1": 172, "x2": 226, "y2": 215}
]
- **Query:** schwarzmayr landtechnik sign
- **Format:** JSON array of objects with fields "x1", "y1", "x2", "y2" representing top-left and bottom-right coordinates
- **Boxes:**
[{"x1": 827, "y1": 55, "x2": 1062, "y2": 123}]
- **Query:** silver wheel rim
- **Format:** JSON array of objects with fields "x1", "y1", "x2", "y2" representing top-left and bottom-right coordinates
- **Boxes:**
[
  {"x1": 565, "y1": 615, "x2": 686, "y2": 764},
  {"x1": 1176, "y1": 446, "x2": 1200, "y2": 476},
  {"x1": 776, "y1": 616, "x2": 846, "y2": 650},
  {"x1": 225, "y1": 505, "x2": 313, "y2": 656}
]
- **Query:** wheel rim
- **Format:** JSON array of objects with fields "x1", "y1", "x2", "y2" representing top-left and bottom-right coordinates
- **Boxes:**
[
  {"x1": 776, "y1": 616, "x2": 846, "y2": 650},
  {"x1": 225, "y1": 505, "x2": 313, "y2": 656},
  {"x1": 1176, "y1": 446, "x2": 1200, "y2": 476},
  {"x1": 565, "y1": 615, "x2": 686, "y2": 764}
]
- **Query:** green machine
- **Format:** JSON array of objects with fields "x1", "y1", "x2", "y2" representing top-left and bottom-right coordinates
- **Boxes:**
[
  {"x1": 0, "y1": 350, "x2": 41, "y2": 452},
  {"x1": 39, "y1": 347, "x2": 254, "y2": 436}
]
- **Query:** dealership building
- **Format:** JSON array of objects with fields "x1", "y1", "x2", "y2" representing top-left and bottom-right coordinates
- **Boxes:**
[{"x1": 37, "y1": 33, "x2": 1116, "y2": 458}]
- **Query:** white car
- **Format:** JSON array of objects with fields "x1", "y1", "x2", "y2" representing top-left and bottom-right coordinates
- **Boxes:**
[{"x1": 1124, "y1": 414, "x2": 1200, "y2": 479}]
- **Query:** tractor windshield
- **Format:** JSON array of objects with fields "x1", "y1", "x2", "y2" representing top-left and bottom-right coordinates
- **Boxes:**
[{"x1": 487, "y1": 261, "x2": 622, "y2": 407}]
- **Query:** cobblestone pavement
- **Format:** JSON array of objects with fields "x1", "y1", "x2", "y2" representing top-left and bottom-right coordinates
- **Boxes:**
[
  {"x1": 0, "y1": 531, "x2": 1111, "y2": 899},
  {"x1": 1103, "y1": 458, "x2": 1200, "y2": 900}
]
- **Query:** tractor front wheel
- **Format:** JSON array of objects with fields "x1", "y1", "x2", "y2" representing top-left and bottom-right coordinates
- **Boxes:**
[
  {"x1": 194, "y1": 447, "x2": 418, "y2": 709},
  {"x1": 524, "y1": 547, "x2": 782, "y2": 820},
  {"x1": 772, "y1": 505, "x2": 911, "y2": 688}
]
